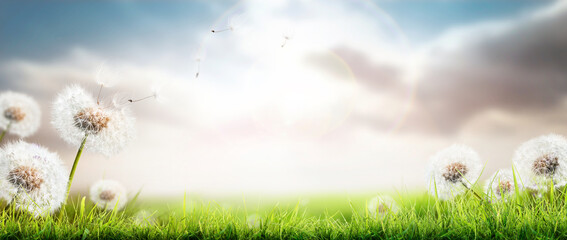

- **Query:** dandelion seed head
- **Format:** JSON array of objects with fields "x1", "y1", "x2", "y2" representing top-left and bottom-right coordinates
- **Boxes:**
[
  {"x1": 52, "y1": 85, "x2": 136, "y2": 157},
  {"x1": 485, "y1": 169, "x2": 518, "y2": 201},
  {"x1": 89, "y1": 179, "x2": 127, "y2": 211},
  {"x1": 427, "y1": 144, "x2": 483, "y2": 200},
  {"x1": 73, "y1": 107, "x2": 111, "y2": 134},
  {"x1": 0, "y1": 141, "x2": 67, "y2": 217},
  {"x1": 442, "y1": 162, "x2": 468, "y2": 183},
  {"x1": 513, "y1": 134, "x2": 567, "y2": 189},
  {"x1": 4, "y1": 107, "x2": 26, "y2": 122},
  {"x1": 8, "y1": 166, "x2": 44, "y2": 192},
  {"x1": 0, "y1": 91, "x2": 41, "y2": 138},
  {"x1": 367, "y1": 195, "x2": 399, "y2": 218}
]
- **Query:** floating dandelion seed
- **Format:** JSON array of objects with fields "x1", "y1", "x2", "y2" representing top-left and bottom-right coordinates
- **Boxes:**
[
  {"x1": 211, "y1": 14, "x2": 246, "y2": 33},
  {"x1": 0, "y1": 92, "x2": 41, "y2": 141},
  {"x1": 127, "y1": 83, "x2": 164, "y2": 103},
  {"x1": 90, "y1": 179, "x2": 127, "y2": 211},
  {"x1": 0, "y1": 141, "x2": 67, "y2": 217},
  {"x1": 367, "y1": 195, "x2": 399, "y2": 218},
  {"x1": 485, "y1": 169, "x2": 518, "y2": 201},
  {"x1": 194, "y1": 47, "x2": 206, "y2": 79},
  {"x1": 427, "y1": 144, "x2": 483, "y2": 200},
  {"x1": 52, "y1": 85, "x2": 135, "y2": 201},
  {"x1": 513, "y1": 134, "x2": 567, "y2": 190},
  {"x1": 281, "y1": 27, "x2": 295, "y2": 48}
]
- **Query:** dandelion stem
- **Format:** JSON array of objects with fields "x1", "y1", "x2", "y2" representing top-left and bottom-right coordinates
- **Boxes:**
[
  {"x1": 65, "y1": 133, "x2": 88, "y2": 201},
  {"x1": 0, "y1": 122, "x2": 12, "y2": 143},
  {"x1": 461, "y1": 181, "x2": 483, "y2": 201}
]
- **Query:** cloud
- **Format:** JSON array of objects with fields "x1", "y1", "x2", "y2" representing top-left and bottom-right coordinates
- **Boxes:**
[{"x1": 414, "y1": 1, "x2": 567, "y2": 133}]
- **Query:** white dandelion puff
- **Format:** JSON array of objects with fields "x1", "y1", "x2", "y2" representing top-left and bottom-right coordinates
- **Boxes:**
[
  {"x1": 133, "y1": 210, "x2": 158, "y2": 226},
  {"x1": 0, "y1": 141, "x2": 67, "y2": 217},
  {"x1": 89, "y1": 179, "x2": 128, "y2": 211},
  {"x1": 52, "y1": 85, "x2": 136, "y2": 157},
  {"x1": 513, "y1": 134, "x2": 567, "y2": 190},
  {"x1": 427, "y1": 144, "x2": 483, "y2": 200},
  {"x1": 485, "y1": 169, "x2": 519, "y2": 201},
  {"x1": 246, "y1": 213, "x2": 260, "y2": 228},
  {"x1": 0, "y1": 91, "x2": 41, "y2": 139},
  {"x1": 367, "y1": 195, "x2": 399, "y2": 218}
]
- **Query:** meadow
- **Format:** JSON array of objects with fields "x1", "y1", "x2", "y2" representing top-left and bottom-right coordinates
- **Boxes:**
[{"x1": 2, "y1": 189, "x2": 567, "y2": 240}]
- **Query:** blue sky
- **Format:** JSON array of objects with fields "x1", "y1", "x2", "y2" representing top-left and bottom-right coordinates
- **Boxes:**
[{"x1": 0, "y1": 1, "x2": 546, "y2": 60}]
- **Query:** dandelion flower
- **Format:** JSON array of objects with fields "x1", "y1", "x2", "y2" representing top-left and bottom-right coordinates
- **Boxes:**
[
  {"x1": 0, "y1": 91, "x2": 41, "y2": 140},
  {"x1": 0, "y1": 141, "x2": 67, "y2": 217},
  {"x1": 89, "y1": 179, "x2": 127, "y2": 211},
  {"x1": 367, "y1": 195, "x2": 399, "y2": 217},
  {"x1": 52, "y1": 85, "x2": 135, "y2": 157},
  {"x1": 246, "y1": 213, "x2": 260, "y2": 228},
  {"x1": 485, "y1": 169, "x2": 518, "y2": 200},
  {"x1": 133, "y1": 210, "x2": 158, "y2": 226},
  {"x1": 427, "y1": 144, "x2": 483, "y2": 200},
  {"x1": 52, "y1": 85, "x2": 135, "y2": 201},
  {"x1": 513, "y1": 134, "x2": 567, "y2": 190}
]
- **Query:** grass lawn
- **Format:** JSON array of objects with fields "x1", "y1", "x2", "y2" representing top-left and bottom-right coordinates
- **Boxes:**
[{"x1": 2, "y1": 189, "x2": 567, "y2": 239}]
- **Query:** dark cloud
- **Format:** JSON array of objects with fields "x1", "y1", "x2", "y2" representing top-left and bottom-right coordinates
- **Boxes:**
[{"x1": 417, "y1": 3, "x2": 567, "y2": 133}]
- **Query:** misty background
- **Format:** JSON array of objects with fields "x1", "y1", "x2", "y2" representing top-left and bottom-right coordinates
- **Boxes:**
[{"x1": 1, "y1": 0, "x2": 566, "y2": 197}]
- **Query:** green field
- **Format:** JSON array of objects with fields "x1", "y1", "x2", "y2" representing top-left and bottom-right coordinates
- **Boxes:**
[{"x1": 2, "y1": 189, "x2": 567, "y2": 239}]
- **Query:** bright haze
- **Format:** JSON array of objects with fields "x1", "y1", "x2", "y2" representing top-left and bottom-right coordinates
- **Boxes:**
[{"x1": 0, "y1": 0, "x2": 565, "y2": 197}]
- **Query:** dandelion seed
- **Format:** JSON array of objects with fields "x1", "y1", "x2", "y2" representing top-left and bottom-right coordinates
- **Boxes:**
[
  {"x1": 0, "y1": 141, "x2": 67, "y2": 217},
  {"x1": 0, "y1": 92, "x2": 41, "y2": 140},
  {"x1": 281, "y1": 27, "x2": 295, "y2": 48},
  {"x1": 52, "y1": 85, "x2": 135, "y2": 201},
  {"x1": 211, "y1": 14, "x2": 246, "y2": 33},
  {"x1": 89, "y1": 179, "x2": 127, "y2": 211},
  {"x1": 513, "y1": 134, "x2": 567, "y2": 190},
  {"x1": 367, "y1": 195, "x2": 399, "y2": 218},
  {"x1": 194, "y1": 47, "x2": 206, "y2": 79},
  {"x1": 485, "y1": 169, "x2": 518, "y2": 201},
  {"x1": 427, "y1": 144, "x2": 483, "y2": 200},
  {"x1": 127, "y1": 83, "x2": 164, "y2": 103}
]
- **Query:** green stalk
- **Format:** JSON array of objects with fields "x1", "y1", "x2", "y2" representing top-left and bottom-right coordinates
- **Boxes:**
[
  {"x1": 0, "y1": 122, "x2": 12, "y2": 143},
  {"x1": 65, "y1": 133, "x2": 88, "y2": 201},
  {"x1": 461, "y1": 181, "x2": 483, "y2": 201}
]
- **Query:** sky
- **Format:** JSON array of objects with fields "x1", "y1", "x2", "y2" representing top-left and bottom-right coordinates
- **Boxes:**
[{"x1": 0, "y1": 0, "x2": 565, "y2": 197}]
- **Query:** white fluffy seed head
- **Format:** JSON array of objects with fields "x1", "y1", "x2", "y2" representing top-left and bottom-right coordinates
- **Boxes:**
[
  {"x1": 485, "y1": 169, "x2": 519, "y2": 201},
  {"x1": 0, "y1": 91, "x2": 41, "y2": 138},
  {"x1": 367, "y1": 195, "x2": 399, "y2": 218},
  {"x1": 513, "y1": 134, "x2": 567, "y2": 190},
  {"x1": 0, "y1": 141, "x2": 67, "y2": 217},
  {"x1": 89, "y1": 179, "x2": 127, "y2": 211},
  {"x1": 427, "y1": 144, "x2": 483, "y2": 200},
  {"x1": 51, "y1": 85, "x2": 136, "y2": 157}
]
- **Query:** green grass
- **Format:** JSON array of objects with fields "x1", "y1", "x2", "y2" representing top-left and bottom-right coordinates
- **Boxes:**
[{"x1": 2, "y1": 190, "x2": 567, "y2": 239}]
